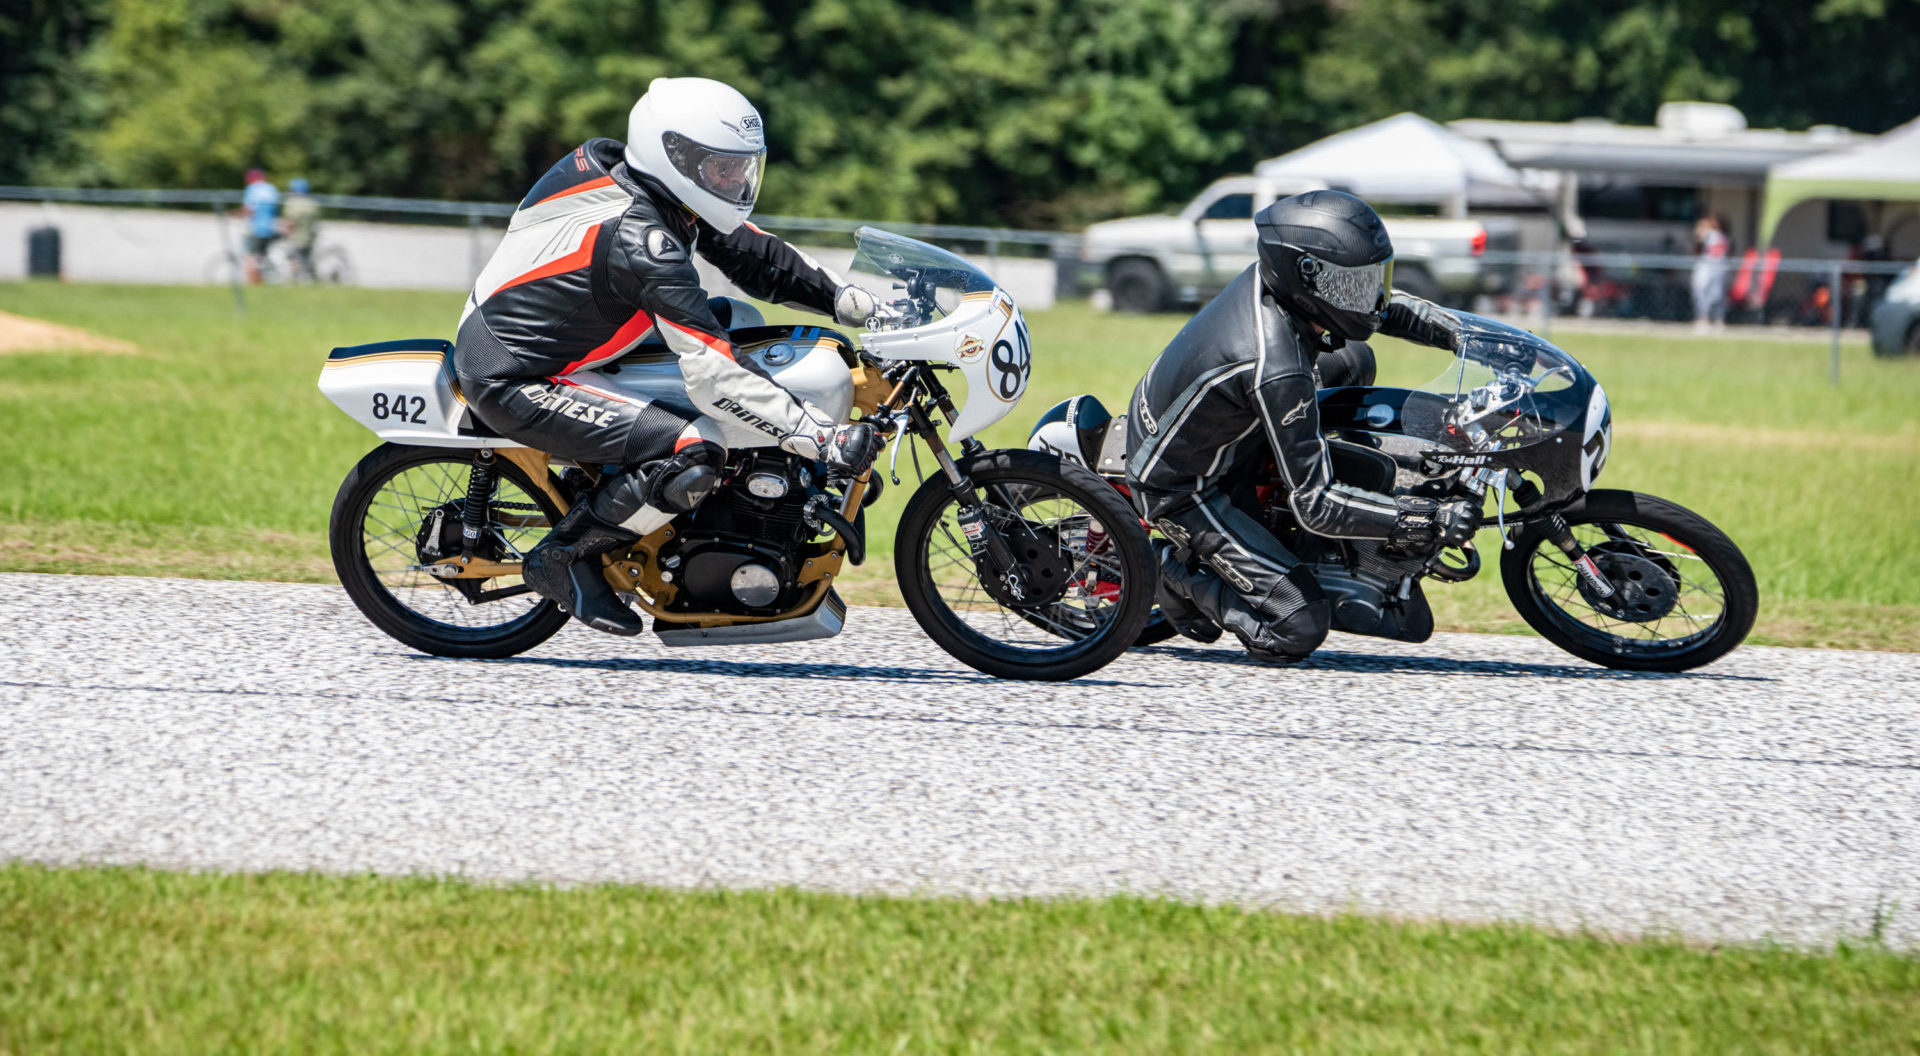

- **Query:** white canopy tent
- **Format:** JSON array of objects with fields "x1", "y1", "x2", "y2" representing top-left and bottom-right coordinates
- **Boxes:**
[
  {"x1": 1759, "y1": 116, "x2": 1920, "y2": 245},
  {"x1": 1254, "y1": 112, "x2": 1556, "y2": 216}
]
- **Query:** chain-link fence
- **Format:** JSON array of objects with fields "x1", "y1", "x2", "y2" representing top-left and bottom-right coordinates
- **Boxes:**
[{"x1": 1477, "y1": 249, "x2": 1909, "y2": 332}]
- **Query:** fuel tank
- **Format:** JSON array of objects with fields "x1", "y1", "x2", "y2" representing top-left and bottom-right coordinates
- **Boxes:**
[{"x1": 591, "y1": 325, "x2": 857, "y2": 425}]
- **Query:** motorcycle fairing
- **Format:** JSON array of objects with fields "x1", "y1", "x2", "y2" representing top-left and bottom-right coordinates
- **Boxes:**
[
  {"x1": 848, "y1": 227, "x2": 1030, "y2": 442},
  {"x1": 1313, "y1": 310, "x2": 1613, "y2": 508}
]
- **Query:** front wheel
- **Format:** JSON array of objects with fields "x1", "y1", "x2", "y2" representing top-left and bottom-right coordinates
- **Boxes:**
[
  {"x1": 1501, "y1": 489, "x2": 1757, "y2": 672},
  {"x1": 896, "y1": 449, "x2": 1156, "y2": 680}
]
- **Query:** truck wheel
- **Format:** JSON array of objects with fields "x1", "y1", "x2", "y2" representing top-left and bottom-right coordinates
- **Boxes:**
[
  {"x1": 1394, "y1": 265, "x2": 1442, "y2": 303},
  {"x1": 1109, "y1": 260, "x2": 1169, "y2": 314}
]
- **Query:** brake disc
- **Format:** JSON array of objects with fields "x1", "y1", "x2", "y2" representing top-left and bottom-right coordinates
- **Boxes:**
[
  {"x1": 1578, "y1": 539, "x2": 1680, "y2": 622},
  {"x1": 977, "y1": 519, "x2": 1074, "y2": 609}
]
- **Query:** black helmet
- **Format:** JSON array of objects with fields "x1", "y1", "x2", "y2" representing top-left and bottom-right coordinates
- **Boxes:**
[{"x1": 1256, "y1": 190, "x2": 1394, "y2": 343}]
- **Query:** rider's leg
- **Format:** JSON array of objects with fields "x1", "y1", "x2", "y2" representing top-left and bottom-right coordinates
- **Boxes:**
[
  {"x1": 1153, "y1": 541, "x2": 1222, "y2": 644},
  {"x1": 1142, "y1": 485, "x2": 1331, "y2": 663},
  {"x1": 456, "y1": 317, "x2": 729, "y2": 632},
  {"x1": 521, "y1": 422, "x2": 728, "y2": 636},
  {"x1": 244, "y1": 234, "x2": 269, "y2": 285}
]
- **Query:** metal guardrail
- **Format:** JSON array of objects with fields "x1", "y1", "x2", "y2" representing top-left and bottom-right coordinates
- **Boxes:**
[
  {"x1": 5, "y1": 185, "x2": 1911, "y2": 382},
  {"x1": 0, "y1": 185, "x2": 1071, "y2": 252}
]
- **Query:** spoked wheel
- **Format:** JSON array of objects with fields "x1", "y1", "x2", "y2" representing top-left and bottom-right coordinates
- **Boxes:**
[
  {"x1": 896, "y1": 449, "x2": 1155, "y2": 680},
  {"x1": 1501, "y1": 489, "x2": 1757, "y2": 672},
  {"x1": 329, "y1": 443, "x2": 570, "y2": 658}
]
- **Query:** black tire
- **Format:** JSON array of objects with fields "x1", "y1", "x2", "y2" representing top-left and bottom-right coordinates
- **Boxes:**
[
  {"x1": 1394, "y1": 265, "x2": 1442, "y2": 303},
  {"x1": 313, "y1": 246, "x2": 356, "y2": 285},
  {"x1": 1133, "y1": 611, "x2": 1180, "y2": 647},
  {"x1": 1500, "y1": 489, "x2": 1757, "y2": 672},
  {"x1": 895, "y1": 449, "x2": 1156, "y2": 680},
  {"x1": 330, "y1": 443, "x2": 571, "y2": 659},
  {"x1": 1905, "y1": 320, "x2": 1920, "y2": 357},
  {"x1": 1109, "y1": 259, "x2": 1169, "y2": 314}
]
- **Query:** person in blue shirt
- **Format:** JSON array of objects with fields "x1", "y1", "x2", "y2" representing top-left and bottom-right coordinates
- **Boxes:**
[{"x1": 239, "y1": 168, "x2": 281, "y2": 284}]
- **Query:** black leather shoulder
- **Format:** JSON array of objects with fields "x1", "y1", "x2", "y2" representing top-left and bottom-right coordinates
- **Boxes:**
[{"x1": 516, "y1": 139, "x2": 624, "y2": 210}]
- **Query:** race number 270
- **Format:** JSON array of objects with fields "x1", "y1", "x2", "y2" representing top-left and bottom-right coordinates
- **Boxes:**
[{"x1": 372, "y1": 392, "x2": 427, "y2": 424}]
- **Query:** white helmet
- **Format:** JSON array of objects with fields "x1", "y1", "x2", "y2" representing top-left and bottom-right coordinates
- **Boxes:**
[{"x1": 625, "y1": 77, "x2": 766, "y2": 234}]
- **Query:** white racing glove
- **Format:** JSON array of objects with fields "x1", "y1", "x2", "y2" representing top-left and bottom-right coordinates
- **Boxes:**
[{"x1": 834, "y1": 284, "x2": 900, "y2": 329}]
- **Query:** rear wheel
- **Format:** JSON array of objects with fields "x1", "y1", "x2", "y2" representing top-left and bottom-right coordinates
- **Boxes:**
[
  {"x1": 330, "y1": 443, "x2": 570, "y2": 658},
  {"x1": 896, "y1": 450, "x2": 1155, "y2": 680},
  {"x1": 1501, "y1": 489, "x2": 1757, "y2": 672}
]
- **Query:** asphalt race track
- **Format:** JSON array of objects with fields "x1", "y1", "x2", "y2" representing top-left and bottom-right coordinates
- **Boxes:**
[{"x1": 3, "y1": 572, "x2": 1917, "y2": 949}]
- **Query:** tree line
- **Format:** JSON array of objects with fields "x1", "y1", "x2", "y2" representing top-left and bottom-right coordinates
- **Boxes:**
[{"x1": 3, "y1": 0, "x2": 1917, "y2": 228}]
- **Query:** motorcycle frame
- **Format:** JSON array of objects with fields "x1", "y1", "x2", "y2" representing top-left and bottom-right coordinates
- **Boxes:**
[{"x1": 422, "y1": 356, "x2": 1007, "y2": 631}]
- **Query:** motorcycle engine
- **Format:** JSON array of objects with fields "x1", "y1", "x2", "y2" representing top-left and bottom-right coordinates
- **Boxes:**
[{"x1": 656, "y1": 452, "x2": 824, "y2": 616}]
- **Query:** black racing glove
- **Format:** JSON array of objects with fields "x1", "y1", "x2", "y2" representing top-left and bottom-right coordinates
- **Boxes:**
[
  {"x1": 1386, "y1": 496, "x2": 1478, "y2": 555},
  {"x1": 819, "y1": 422, "x2": 879, "y2": 474}
]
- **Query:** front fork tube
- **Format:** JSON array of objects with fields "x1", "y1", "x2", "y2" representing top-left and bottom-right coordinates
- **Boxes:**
[
  {"x1": 1510, "y1": 476, "x2": 1617, "y2": 600},
  {"x1": 903, "y1": 400, "x2": 1022, "y2": 574}
]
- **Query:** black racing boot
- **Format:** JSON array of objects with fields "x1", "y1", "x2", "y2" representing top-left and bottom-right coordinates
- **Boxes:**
[
  {"x1": 1155, "y1": 543, "x2": 1223, "y2": 644},
  {"x1": 522, "y1": 504, "x2": 648, "y2": 636},
  {"x1": 1244, "y1": 647, "x2": 1310, "y2": 666}
]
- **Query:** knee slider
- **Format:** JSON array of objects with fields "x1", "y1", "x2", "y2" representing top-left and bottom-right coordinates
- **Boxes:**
[
  {"x1": 649, "y1": 441, "x2": 725, "y2": 513},
  {"x1": 1248, "y1": 567, "x2": 1329, "y2": 657}
]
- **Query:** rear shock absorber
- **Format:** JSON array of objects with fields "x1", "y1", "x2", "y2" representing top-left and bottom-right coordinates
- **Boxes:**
[{"x1": 461, "y1": 448, "x2": 497, "y2": 556}]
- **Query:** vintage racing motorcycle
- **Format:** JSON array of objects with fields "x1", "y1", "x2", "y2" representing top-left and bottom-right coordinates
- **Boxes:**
[
  {"x1": 1030, "y1": 311, "x2": 1758, "y2": 672},
  {"x1": 319, "y1": 229, "x2": 1154, "y2": 681}
]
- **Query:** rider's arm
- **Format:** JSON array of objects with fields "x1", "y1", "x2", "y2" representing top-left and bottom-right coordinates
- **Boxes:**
[
  {"x1": 1253, "y1": 353, "x2": 1403, "y2": 540},
  {"x1": 1378, "y1": 290, "x2": 1461, "y2": 351},
  {"x1": 694, "y1": 219, "x2": 845, "y2": 316},
  {"x1": 608, "y1": 224, "x2": 828, "y2": 448}
]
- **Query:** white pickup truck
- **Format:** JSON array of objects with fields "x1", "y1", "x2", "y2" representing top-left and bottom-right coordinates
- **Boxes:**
[{"x1": 1078, "y1": 175, "x2": 1520, "y2": 312}]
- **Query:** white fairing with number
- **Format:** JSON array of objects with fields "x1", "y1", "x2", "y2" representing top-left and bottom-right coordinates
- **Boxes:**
[
  {"x1": 1579, "y1": 382, "x2": 1612, "y2": 490},
  {"x1": 319, "y1": 350, "x2": 501, "y2": 448},
  {"x1": 860, "y1": 289, "x2": 1031, "y2": 442},
  {"x1": 319, "y1": 339, "x2": 857, "y2": 450}
]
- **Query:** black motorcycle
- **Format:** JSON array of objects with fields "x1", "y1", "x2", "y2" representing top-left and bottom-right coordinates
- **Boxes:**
[{"x1": 1031, "y1": 311, "x2": 1757, "y2": 672}]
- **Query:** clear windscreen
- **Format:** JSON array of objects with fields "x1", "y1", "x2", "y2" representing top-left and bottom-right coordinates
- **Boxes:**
[
  {"x1": 850, "y1": 227, "x2": 996, "y2": 327},
  {"x1": 1402, "y1": 311, "x2": 1593, "y2": 453}
]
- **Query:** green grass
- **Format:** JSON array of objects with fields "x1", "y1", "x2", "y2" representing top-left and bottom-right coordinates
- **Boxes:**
[
  {"x1": 1, "y1": 282, "x2": 1916, "y2": 649},
  {"x1": 4, "y1": 863, "x2": 1918, "y2": 1054}
]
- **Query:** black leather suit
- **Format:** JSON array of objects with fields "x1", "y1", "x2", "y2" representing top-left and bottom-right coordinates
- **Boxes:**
[
  {"x1": 453, "y1": 138, "x2": 846, "y2": 488},
  {"x1": 1125, "y1": 264, "x2": 1457, "y2": 658}
]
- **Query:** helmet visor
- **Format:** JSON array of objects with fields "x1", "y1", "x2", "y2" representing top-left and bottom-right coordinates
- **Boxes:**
[
  {"x1": 662, "y1": 131, "x2": 764, "y2": 208},
  {"x1": 1314, "y1": 257, "x2": 1394, "y2": 315}
]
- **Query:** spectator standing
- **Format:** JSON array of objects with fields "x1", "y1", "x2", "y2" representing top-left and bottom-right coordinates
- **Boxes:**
[
  {"x1": 282, "y1": 177, "x2": 320, "y2": 282},
  {"x1": 1691, "y1": 214, "x2": 1731, "y2": 332},
  {"x1": 239, "y1": 168, "x2": 281, "y2": 284}
]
